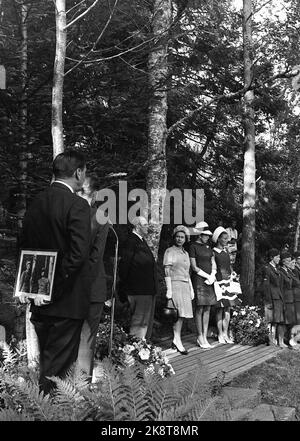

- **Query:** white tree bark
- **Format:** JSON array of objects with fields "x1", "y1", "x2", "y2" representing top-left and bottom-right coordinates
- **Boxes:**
[
  {"x1": 241, "y1": 0, "x2": 256, "y2": 304},
  {"x1": 52, "y1": 0, "x2": 67, "y2": 158},
  {"x1": 146, "y1": 0, "x2": 171, "y2": 259}
]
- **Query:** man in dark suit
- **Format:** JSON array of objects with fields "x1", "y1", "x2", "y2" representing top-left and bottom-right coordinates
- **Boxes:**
[
  {"x1": 118, "y1": 216, "x2": 158, "y2": 340},
  {"x1": 76, "y1": 174, "x2": 111, "y2": 379},
  {"x1": 19, "y1": 150, "x2": 91, "y2": 394}
]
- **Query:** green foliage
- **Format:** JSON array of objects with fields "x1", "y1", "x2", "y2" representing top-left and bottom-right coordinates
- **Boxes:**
[
  {"x1": 230, "y1": 305, "x2": 270, "y2": 346},
  {"x1": 94, "y1": 315, "x2": 174, "y2": 378},
  {"x1": 0, "y1": 342, "x2": 227, "y2": 421},
  {"x1": 230, "y1": 349, "x2": 300, "y2": 420}
]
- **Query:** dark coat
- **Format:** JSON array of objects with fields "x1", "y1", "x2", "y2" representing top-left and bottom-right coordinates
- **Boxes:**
[
  {"x1": 279, "y1": 267, "x2": 295, "y2": 325},
  {"x1": 118, "y1": 232, "x2": 158, "y2": 298},
  {"x1": 262, "y1": 263, "x2": 283, "y2": 303},
  {"x1": 19, "y1": 182, "x2": 91, "y2": 319},
  {"x1": 89, "y1": 207, "x2": 110, "y2": 303}
]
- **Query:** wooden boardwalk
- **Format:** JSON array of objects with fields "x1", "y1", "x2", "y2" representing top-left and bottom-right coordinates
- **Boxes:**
[{"x1": 160, "y1": 333, "x2": 281, "y2": 384}]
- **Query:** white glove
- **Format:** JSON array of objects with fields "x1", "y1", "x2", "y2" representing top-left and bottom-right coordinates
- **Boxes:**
[
  {"x1": 205, "y1": 271, "x2": 216, "y2": 285},
  {"x1": 189, "y1": 278, "x2": 195, "y2": 300},
  {"x1": 197, "y1": 269, "x2": 210, "y2": 279},
  {"x1": 165, "y1": 276, "x2": 173, "y2": 299}
]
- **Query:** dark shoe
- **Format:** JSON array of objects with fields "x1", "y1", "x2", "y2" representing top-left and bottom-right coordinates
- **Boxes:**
[{"x1": 171, "y1": 342, "x2": 188, "y2": 355}]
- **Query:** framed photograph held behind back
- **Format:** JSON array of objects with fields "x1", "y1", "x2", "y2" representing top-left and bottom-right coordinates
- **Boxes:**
[{"x1": 14, "y1": 250, "x2": 58, "y2": 302}]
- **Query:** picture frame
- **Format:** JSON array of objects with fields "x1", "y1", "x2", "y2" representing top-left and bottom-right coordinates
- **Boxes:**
[{"x1": 14, "y1": 249, "x2": 58, "y2": 303}]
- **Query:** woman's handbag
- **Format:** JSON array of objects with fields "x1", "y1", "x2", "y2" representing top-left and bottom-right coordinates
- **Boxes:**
[{"x1": 162, "y1": 298, "x2": 179, "y2": 324}]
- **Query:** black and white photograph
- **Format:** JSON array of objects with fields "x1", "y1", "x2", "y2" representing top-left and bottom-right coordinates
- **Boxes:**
[
  {"x1": 1, "y1": 0, "x2": 300, "y2": 425},
  {"x1": 14, "y1": 250, "x2": 57, "y2": 301}
]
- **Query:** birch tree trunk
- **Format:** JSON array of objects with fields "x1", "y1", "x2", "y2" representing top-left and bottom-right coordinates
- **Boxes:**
[
  {"x1": 52, "y1": 0, "x2": 66, "y2": 158},
  {"x1": 146, "y1": 0, "x2": 171, "y2": 259},
  {"x1": 240, "y1": 0, "x2": 256, "y2": 304}
]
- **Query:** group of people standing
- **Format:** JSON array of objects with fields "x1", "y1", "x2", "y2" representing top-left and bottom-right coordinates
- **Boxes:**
[
  {"x1": 163, "y1": 222, "x2": 242, "y2": 355},
  {"x1": 262, "y1": 248, "x2": 300, "y2": 348},
  {"x1": 20, "y1": 148, "x2": 299, "y2": 395}
]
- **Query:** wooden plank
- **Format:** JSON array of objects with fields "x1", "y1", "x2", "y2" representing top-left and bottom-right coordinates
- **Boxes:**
[
  {"x1": 168, "y1": 344, "x2": 265, "y2": 369},
  {"x1": 203, "y1": 345, "x2": 276, "y2": 372},
  {"x1": 214, "y1": 351, "x2": 280, "y2": 383},
  {"x1": 172, "y1": 346, "x2": 279, "y2": 382},
  {"x1": 206, "y1": 348, "x2": 278, "y2": 377},
  {"x1": 166, "y1": 341, "x2": 249, "y2": 361}
]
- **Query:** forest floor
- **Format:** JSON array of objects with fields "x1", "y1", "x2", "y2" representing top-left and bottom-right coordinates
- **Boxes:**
[{"x1": 228, "y1": 348, "x2": 300, "y2": 420}]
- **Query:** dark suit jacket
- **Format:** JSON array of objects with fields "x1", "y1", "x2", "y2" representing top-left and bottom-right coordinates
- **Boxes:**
[
  {"x1": 89, "y1": 207, "x2": 110, "y2": 303},
  {"x1": 19, "y1": 182, "x2": 91, "y2": 319},
  {"x1": 118, "y1": 232, "x2": 158, "y2": 297},
  {"x1": 262, "y1": 263, "x2": 283, "y2": 303}
]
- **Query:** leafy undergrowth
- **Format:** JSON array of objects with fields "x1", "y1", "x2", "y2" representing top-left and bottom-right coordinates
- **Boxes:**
[{"x1": 229, "y1": 348, "x2": 300, "y2": 419}]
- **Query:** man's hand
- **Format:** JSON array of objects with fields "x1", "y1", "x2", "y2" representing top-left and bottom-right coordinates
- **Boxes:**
[
  {"x1": 33, "y1": 295, "x2": 50, "y2": 307},
  {"x1": 18, "y1": 293, "x2": 30, "y2": 304}
]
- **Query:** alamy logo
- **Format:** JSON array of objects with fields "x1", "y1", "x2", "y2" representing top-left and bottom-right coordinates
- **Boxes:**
[{"x1": 94, "y1": 181, "x2": 204, "y2": 229}]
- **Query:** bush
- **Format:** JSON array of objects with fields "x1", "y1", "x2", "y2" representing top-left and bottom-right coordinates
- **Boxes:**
[
  {"x1": 95, "y1": 315, "x2": 174, "y2": 378},
  {"x1": 0, "y1": 340, "x2": 228, "y2": 421},
  {"x1": 229, "y1": 305, "x2": 269, "y2": 346}
]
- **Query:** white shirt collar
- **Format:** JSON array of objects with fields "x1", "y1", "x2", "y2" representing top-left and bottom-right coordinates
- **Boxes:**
[
  {"x1": 213, "y1": 247, "x2": 222, "y2": 253},
  {"x1": 54, "y1": 180, "x2": 74, "y2": 193},
  {"x1": 133, "y1": 230, "x2": 143, "y2": 241}
]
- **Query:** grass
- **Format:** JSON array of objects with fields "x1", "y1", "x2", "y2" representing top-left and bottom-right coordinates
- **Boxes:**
[{"x1": 229, "y1": 348, "x2": 300, "y2": 420}]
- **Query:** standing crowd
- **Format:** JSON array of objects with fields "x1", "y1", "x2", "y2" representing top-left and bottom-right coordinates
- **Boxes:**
[
  {"x1": 16, "y1": 149, "x2": 299, "y2": 395},
  {"x1": 261, "y1": 248, "x2": 300, "y2": 348},
  {"x1": 162, "y1": 222, "x2": 242, "y2": 355}
]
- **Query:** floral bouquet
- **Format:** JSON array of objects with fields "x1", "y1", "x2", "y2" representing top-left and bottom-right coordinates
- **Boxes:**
[
  {"x1": 229, "y1": 305, "x2": 270, "y2": 346},
  {"x1": 120, "y1": 336, "x2": 175, "y2": 378},
  {"x1": 94, "y1": 316, "x2": 175, "y2": 378}
]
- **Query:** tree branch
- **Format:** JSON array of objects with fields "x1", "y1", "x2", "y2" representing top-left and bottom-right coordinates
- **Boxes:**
[
  {"x1": 65, "y1": 0, "x2": 119, "y2": 76},
  {"x1": 64, "y1": 0, "x2": 101, "y2": 30},
  {"x1": 167, "y1": 68, "x2": 300, "y2": 137}
]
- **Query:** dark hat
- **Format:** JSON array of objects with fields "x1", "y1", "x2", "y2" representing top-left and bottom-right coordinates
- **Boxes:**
[
  {"x1": 268, "y1": 248, "x2": 280, "y2": 259},
  {"x1": 280, "y1": 251, "x2": 292, "y2": 261},
  {"x1": 294, "y1": 251, "x2": 300, "y2": 258}
]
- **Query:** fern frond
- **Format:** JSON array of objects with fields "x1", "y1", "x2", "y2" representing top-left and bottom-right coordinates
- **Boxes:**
[
  {"x1": 120, "y1": 363, "x2": 151, "y2": 421},
  {"x1": 178, "y1": 363, "x2": 210, "y2": 400},
  {"x1": 147, "y1": 376, "x2": 179, "y2": 420},
  {"x1": 0, "y1": 408, "x2": 35, "y2": 421},
  {"x1": 0, "y1": 342, "x2": 18, "y2": 368},
  {"x1": 12, "y1": 377, "x2": 54, "y2": 420}
]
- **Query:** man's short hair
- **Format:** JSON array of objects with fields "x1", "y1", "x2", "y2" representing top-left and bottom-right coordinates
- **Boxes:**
[
  {"x1": 53, "y1": 150, "x2": 86, "y2": 179},
  {"x1": 131, "y1": 216, "x2": 148, "y2": 227},
  {"x1": 85, "y1": 173, "x2": 99, "y2": 192}
]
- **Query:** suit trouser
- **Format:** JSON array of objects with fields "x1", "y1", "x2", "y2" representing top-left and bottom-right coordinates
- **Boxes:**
[
  {"x1": 30, "y1": 313, "x2": 83, "y2": 395},
  {"x1": 128, "y1": 295, "x2": 156, "y2": 340},
  {"x1": 77, "y1": 302, "x2": 104, "y2": 378}
]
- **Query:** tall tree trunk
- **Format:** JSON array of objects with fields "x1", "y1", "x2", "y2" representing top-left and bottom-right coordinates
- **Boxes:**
[
  {"x1": 52, "y1": 0, "x2": 66, "y2": 158},
  {"x1": 294, "y1": 196, "x2": 300, "y2": 252},
  {"x1": 146, "y1": 0, "x2": 171, "y2": 259},
  {"x1": 16, "y1": 1, "x2": 28, "y2": 230},
  {"x1": 240, "y1": 0, "x2": 256, "y2": 304}
]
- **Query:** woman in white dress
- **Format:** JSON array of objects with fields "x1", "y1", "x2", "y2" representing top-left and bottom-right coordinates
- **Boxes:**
[{"x1": 163, "y1": 225, "x2": 194, "y2": 355}]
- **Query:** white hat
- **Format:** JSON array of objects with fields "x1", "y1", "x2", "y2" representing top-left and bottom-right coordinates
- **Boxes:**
[
  {"x1": 194, "y1": 221, "x2": 209, "y2": 231},
  {"x1": 192, "y1": 221, "x2": 210, "y2": 235},
  {"x1": 200, "y1": 229, "x2": 213, "y2": 236},
  {"x1": 212, "y1": 226, "x2": 227, "y2": 243}
]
